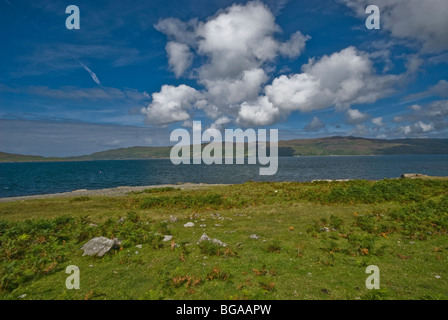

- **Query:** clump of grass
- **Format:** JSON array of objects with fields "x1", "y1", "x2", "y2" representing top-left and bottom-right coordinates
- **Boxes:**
[
  {"x1": 300, "y1": 179, "x2": 445, "y2": 205},
  {"x1": 198, "y1": 241, "x2": 226, "y2": 256},
  {"x1": 346, "y1": 232, "x2": 376, "y2": 256},
  {"x1": 266, "y1": 240, "x2": 282, "y2": 253},
  {"x1": 140, "y1": 193, "x2": 226, "y2": 211},
  {"x1": 388, "y1": 195, "x2": 448, "y2": 239},
  {"x1": 128, "y1": 187, "x2": 179, "y2": 195},
  {"x1": 70, "y1": 196, "x2": 91, "y2": 202},
  {"x1": 259, "y1": 281, "x2": 275, "y2": 292}
]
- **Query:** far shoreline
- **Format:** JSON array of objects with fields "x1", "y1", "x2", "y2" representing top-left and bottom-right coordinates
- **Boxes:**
[{"x1": 2, "y1": 153, "x2": 448, "y2": 164}]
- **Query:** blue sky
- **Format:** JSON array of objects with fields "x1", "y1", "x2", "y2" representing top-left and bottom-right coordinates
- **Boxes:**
[{"x1": 0, "y1": 0, "x2": 447, "y2": 156}]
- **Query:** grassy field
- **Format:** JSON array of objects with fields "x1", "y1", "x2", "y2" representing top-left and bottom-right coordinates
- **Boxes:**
[{"x1": 0, "y1": 179, "x2": 447, "y2": 300}]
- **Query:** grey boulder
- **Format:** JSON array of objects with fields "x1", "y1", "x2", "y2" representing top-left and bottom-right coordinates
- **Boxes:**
[{"x1": 81, "y1": 237, "x2": 121, "y2": 257}]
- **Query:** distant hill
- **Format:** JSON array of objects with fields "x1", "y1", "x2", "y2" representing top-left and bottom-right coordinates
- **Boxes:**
[
  {"x1": 278, "y1": 136, "x2": 448, "y2": 156},
  {"x1": 68, "y1": 146, "x2": 172, "y2": 160},
  {"x1": 0, "y1": 151, "x2": 62, "y2": 162},
  {"x1": 1, "y1": 136, "x2": 448, "y2": 162}
]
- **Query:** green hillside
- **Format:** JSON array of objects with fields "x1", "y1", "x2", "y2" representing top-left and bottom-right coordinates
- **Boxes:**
[
  {"x1": 0, "y1": 152, "x2": 61, "y2": 162},
  {"x1": 69, "y1": 146, "x2": 172, "y2": 160},
  {"x1": 1, "y1": 136, "x2": 448, "y2": 162},
  {"x1": 278, "y1": 136, "x2": 448, "y2": 156}
]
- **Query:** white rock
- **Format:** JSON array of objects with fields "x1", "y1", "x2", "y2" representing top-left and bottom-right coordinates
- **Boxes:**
[
  {"x1": 163, "y1": 235, "x2": 173, "y2": 242},
  {"x1": 249, "y1": 234, "x2": 260, "y2": 239},
  {"x1": 184, "y1": 222, "x2": 195, "y2": 227}
]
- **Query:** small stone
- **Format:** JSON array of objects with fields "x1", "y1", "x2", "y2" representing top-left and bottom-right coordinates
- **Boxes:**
[
  {"x1": 214, "y1": 224, "x2": 222, "y2": 227},
  {"x1": 200, "y1": 224, "x2": 206, "y2": 227},
  {"x1": 184, "y1": 222, "x2": 195, "y2": 227},
  {"x1": 89, "y1": 223, "x2": 98, "y2": 227},
  {"x1": 118, "y1": 217, "x2": 126, "y2": 224},
  {"x1": 135, "y1": 244, "x2": 142, "y2": 249},
  {"x1": 163, "y1": 235, "x2": 173, "y2": 242},
  {"x1": 18, "y1": 294, "x2": 27, "y2": 299},
  {"x1": 435, "y1": 275, "x2": 441, "y2": 279},
  {"x1": 249, "y1": 234, "x2": 260, "y2": 239},
  {"x1": 197, "y1": 233, "x2": 227, "y2": 247},
  {"x1": 197, "y1": 233, "x2": 211, "y2": 243},
  {"x1": 169, "y1": 215, "x2": 178, "y2": 222}
]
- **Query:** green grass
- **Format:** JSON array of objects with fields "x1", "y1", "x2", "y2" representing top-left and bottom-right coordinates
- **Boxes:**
[{"x1": 0, "y1": 179, "x2": 447, "y2": 300}]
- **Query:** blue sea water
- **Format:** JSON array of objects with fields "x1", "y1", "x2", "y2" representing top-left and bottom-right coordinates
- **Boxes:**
[{"x1": 1, "y1": 155, "x2": 448, "y2": 198}]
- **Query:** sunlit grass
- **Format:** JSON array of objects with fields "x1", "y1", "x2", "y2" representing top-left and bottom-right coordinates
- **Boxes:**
[{"x1": 0, "y1": 179, "x2": 447, "y2": 300}]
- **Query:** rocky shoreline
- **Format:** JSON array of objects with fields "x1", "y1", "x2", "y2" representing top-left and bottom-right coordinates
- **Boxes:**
[{"x1": 0, "y1": 183, "x2": 228, "y2": 203}]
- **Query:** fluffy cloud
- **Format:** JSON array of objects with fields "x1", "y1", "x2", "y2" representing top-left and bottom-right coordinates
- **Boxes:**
[
  {"x1": 279, "y1": 31, "x2": 311, "y2": 58},
  {"x1": 305, "y1": 117, "x2": 326, "y2": 132},
  {"x1": 166, "y1": 42, "x2": 194, "y2": 78},
  {"x1": 201, "y1": 68, "x2": 268, "y2": 111},
  {"x1": 346, "y1": 108, "x2": 370, "y2": 124},
  {"x1": 145, "y1": 2, "x2": 402, "y2": 128},
  {"x1": 265, "y1": 47, "x2": 398, "y2": 115},
  {"x1": 397, "y1": 121, "x2": 434, "y2": 136},
  {"x1": 237, "y1": 96, "x2": 280, "y2": 127},
  {"x1": 371, "y1": 117, "x2": 384, "y2": 127},
  {"x1": 196, "y1": 3, "x2": 276, "y2": 77},
  {"x1": 146, "y1": 1, "x2": 311, "y2": 127},
  {"x1": 141, "y1": 85, "x2": 203, "y2": 126},
  {"x1": 341, "y1": 0, "x2": 448, "y2": 53},
  {"x1": 392, "y1": 99, "x2": 448, "y2": 136},
  {"x1": 154, "y1": 18, "x2": 198, "y2": 46}
]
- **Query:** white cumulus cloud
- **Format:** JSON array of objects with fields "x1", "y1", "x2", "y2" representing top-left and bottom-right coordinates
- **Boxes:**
[
  {"x1": 141, "y1": 85, "x2": 203, "y2": 126},
  {"x1": 346, "y1": 108, "x2": 370, "y2": 124}
]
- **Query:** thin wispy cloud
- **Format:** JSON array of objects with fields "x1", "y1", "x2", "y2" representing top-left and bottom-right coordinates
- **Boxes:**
[{"x1": 79, "y1": 62, "x2": 102, "y2": 87}]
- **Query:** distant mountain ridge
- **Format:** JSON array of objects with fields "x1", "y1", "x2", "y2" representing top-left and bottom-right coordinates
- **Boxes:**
[{"x1": 1, "y1": 136, "x2": 448, "y2": 162}]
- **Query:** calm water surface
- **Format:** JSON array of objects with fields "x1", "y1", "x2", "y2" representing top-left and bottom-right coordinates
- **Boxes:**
[{"x1": 1, "y1": 155, "x2": 448, "y2": 197}]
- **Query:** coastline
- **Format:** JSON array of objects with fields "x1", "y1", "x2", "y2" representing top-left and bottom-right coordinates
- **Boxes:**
[{"x1": 0, "y1": 183, "x2": 229, "y2": 203}]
